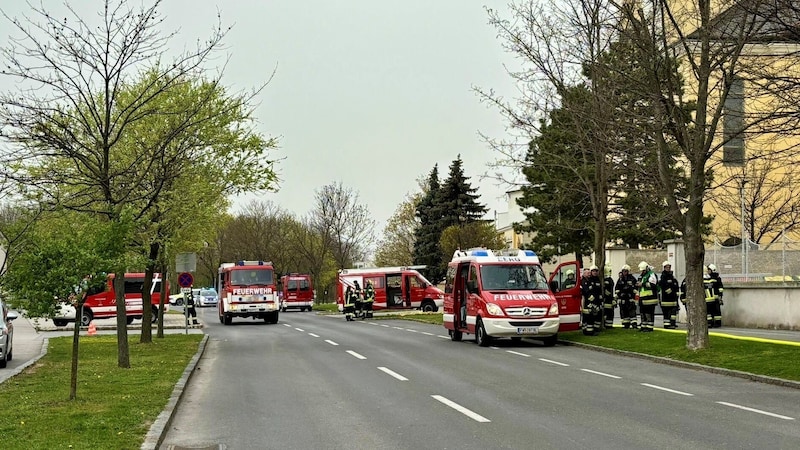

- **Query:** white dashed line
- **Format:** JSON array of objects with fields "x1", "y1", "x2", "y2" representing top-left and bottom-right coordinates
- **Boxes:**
[
  {"x1": 294, "y1": 327, "x2": 304, "y2": 332},
  {"x1": 431, "y1": 395, "x2": 491, "y2": 423},
  {"x1": 325, "y1": 340, "x2": 339, "y2": 346},
  {"x1": 346, "y1": 350, "x2": 367, "y2": 360},
  {"x1": 717, "y1": 402, "x2": 795, "y2": 420},
  {"x1": 308, "y1": 333, "x2": 319, "y2": 338},
  {"x1": 580, "y1": 369, "x2": 621, "y2": 379},
  {"x1": 539, "y1": 358, "x2": 570, "y2": 367},
  {"x1": 421, "y1": 332, "x2": 434, "y2": 336},
  {"x1": 283, "y1": 324, "x2": 292, "y2": 327},
  {"x1": 506, "y1": 350, "x2": 530, "y2": 357},
  {"x1": 641, "y1": 383, "x2": 693, "y2": 396},
  {"x1": 377, "y1": 366, "x2": 409, "y2": 381}
]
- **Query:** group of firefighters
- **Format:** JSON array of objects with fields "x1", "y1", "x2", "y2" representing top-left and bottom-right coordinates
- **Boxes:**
[
  {"x1": 343, "y1": 280, "x2": 376, "y2": 321},
  {"x1": 575, "y1": 261, "x2": 724, "y2": 335}
]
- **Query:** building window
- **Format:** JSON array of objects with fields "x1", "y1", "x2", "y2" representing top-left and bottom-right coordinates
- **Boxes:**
[{"x1": 723, "y1": 76, "x2": 744, "y2": 166}]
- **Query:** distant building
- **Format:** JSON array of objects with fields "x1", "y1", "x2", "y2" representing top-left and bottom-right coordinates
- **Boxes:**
[{"x1": 494, "y1": 189, "x2": 534, "y2": 250}]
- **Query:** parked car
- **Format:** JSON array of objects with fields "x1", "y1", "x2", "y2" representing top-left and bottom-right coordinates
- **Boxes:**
[
  {"x1": 168, "y1": 293, "x2": 187, "y2": 306},
  {"x1": 53, "y1": 302, "x2": 76, "y2": 327},
  {"x1": 1, "y1": 302, "x2": 18, "y2": 368},
  {"x1": 196, "y1": 288, "x2": 218, "y2": 307}
]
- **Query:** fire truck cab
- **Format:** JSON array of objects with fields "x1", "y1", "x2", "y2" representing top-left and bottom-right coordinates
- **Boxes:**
[
  {"x1": 280, "y1": 273, "x2": 314, "y2": 312},
  {"x1": 443, "y1": 248, "x2": 560, "y2": 347},
  {"x1": 217, "y1": 260, "x2": 280, "y2": 325},
  {"x1": 336, "y1": 266, "x2": 443, "y2": 313}
]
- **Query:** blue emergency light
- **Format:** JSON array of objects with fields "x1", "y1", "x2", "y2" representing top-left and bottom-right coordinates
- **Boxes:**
[
  {"x1": 522, "y1": 250, "x2": 536, "y2": 257},
  {"x1": 470, "y1": 250, "x2": 490, "y2": 257}
]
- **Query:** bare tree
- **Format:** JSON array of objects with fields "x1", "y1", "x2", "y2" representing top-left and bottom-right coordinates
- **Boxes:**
[
  {"x1": 310, "y1": 181, "x2": 376, "y2": 270},
  {"x1": 374, "y1": 193, "x2": 420, "y2": 266}
]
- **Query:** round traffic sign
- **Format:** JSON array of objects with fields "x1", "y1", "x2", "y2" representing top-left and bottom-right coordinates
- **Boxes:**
[{"x1": 178, "y1": 272, "x2": 194, "y2": 288}]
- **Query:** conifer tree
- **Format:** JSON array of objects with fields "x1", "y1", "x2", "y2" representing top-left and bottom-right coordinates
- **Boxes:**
[
  {"x1": 412, "y1": 165, "x2": 445, "y2": 283},
  {"x1": 438, "y1": 155, "x2": 488, "y2": 228}
]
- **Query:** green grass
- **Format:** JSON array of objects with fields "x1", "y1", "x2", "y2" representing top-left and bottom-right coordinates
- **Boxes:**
[
  {"x1": 313, "y1": 303, "x2": 339, "y2": 313},
  {"x1": 0, "y1": 334, "x2": 203, "y2": 450}
]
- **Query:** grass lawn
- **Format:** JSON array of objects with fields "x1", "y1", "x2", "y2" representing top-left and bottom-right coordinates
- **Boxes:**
[{"x1": 0, "y1": 334, "x2": 203, "y2": 450}]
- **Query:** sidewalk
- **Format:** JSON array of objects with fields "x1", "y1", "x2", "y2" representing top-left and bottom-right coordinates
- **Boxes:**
[{"x1": 0, "y1": 312, "x2": 203, "y2": 384}]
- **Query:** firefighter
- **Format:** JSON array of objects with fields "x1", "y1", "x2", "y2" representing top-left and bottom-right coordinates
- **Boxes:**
[
  {"x1": 363, "y1": 279, "x2": 375, "y2": 319},
  {"x1": 562, "y1": 269, "x2": 577, "y2": 290},
  {"x1": 705, "y1": 264, "x2": 724, "y2": 327},
  {"x1": 344, "y1": 285, "x2": 356, "y2": 321},
  {"x1": 680, "y1": 277, "x2": 687, "y2": 313},
  {"x1": 659, "y1": 261, "x2": 680, "y2": 329},
  {"x1": 636, "y1": 261, "x2": 659, "y2": 332},
  {"x1": 353, "y1": 280, "x2": 363, "y2": 318},
  {"x1": 615, "y1": 264, "x2": 638, "y2": 329},
  {"x1": 186, "y1": 291, "x2": 199, "y2": 326},
  {"x1": 602, "y1": 265, "x2": 616, "y2": 329},
  {"x1": 581, "y1": 265, "x2": 603, "y2": 335}
]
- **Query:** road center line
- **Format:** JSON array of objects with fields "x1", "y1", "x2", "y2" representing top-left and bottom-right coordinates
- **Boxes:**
[
  {"x1": 406, "y1": 329, "x2": 418, "y2": 333},
  {"x1": 431, "y1": 395, "x2": 491, "y2": 423},
  {"x1": 377, "y1": 366, "x2": 408, "y2": 381},
  {"x1": 717, "y1": 401, "x2": 795, "y2": 420},
  {"x1": 346, "y1": 350, "x2": 367, "y2": 360},
  {"x1": 283, "y1": 324, "x2": 292, "y2": 327},
  {"x1": 580, "y1": 369, "x2": 621, "y2": 379},
  {"x1": 324, "y1": 340, "x2": 339, "y2": 346},
  {"x1": 641, "y1": 383, "x2": 693, "y2": 396},
  {"x1": 308, "y1": 333, "x2": 319, "y2": 338},
  {"x1": 420, "y1": 332, "x2": 434, "y2": 336},
  {"x1": 538, "y1": 358, "x2": 570, "y2": 367},
  {"x1": 294, "y1": 327, "x2": 304, "y2": 332},
  {"x1": 437, "y1": 335, "x2": 450, "y2": 339},
  {"x1": 507, "y1": 350, "x2": 530, "y2": 357}
]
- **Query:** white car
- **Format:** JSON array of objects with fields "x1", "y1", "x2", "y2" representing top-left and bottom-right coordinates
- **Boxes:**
[
  {"x1": 1, "y1": 302, "x2": 17, "y2": 368},
  {"x1": 53, "y1": 302, "x2": 77, "y2": 327}
]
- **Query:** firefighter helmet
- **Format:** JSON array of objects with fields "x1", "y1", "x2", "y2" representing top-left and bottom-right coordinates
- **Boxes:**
[
  {"x1": 638, "y1": 261, "x2": 649, "y2": 271},
  {"x1": 708, "y1": 263, "x2": 718, "y2": 272},
  {"x1": 566, "y1": 269, "x2": 575, "y2": 276},
  {"x1": 604, "y1": 265, "x2": 612, "y2": 276},
  {"x1": 621, "y1": 264, "x2": 631, "y2": 271},
  {"x1": 662, "y1": 261, "x2": 672, "y2": 269},
  {"x1": 589, "y1": 265, "x2": 599, "y2": 271}
]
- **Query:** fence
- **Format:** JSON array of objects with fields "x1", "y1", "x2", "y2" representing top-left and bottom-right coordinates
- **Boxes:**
[{"x1": 708, "y1": 232, "x2": 800, "y2": 282}]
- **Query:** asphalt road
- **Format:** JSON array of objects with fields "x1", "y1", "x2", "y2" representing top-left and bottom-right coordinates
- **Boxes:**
[{"x1": 159, "y1": 308, "x2": 800, "y2": 450}]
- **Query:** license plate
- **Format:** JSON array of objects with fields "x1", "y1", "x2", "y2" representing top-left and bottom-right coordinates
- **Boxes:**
[{"x1": 517, "y1": 327, "x2": 539, "y2": 335}]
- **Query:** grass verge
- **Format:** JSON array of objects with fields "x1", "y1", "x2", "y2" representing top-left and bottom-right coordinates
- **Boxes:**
[{"x1": 0, "y1": 334, "x2": 203, "y2": 450}]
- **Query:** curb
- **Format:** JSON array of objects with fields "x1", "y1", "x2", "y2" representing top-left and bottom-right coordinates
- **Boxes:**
[
  {"x1": 558, "y1": 340, "x2": 800, "y2": 390},
  {"x1": 141, "y1": 334, "x2": 210, "y2": 450}
]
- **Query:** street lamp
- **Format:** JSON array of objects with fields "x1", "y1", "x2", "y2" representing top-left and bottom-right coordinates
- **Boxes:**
[{"x1": 740, "y1": 178, "x2": 747, "y2": 277}]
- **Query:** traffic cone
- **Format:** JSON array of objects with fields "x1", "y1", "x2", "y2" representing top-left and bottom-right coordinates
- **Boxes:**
[{"x1": 87, "y1": 322, "x2": 97, "y2": 336}]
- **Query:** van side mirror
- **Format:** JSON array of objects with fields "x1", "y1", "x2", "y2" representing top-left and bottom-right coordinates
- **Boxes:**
[{"x1": 550, "y1": 280, "x2": 559, "y2": 292}]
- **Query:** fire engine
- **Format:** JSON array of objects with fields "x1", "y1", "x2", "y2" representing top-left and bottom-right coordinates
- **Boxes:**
[
  {"x1": 217, "y1": 260, "x2": 280, "y2": 325},
  {"x1": 336, "y1": 265, "x2": 443, "y2": 313},
  {"x1": 53, "y1": 273, "x2": 168, "y2": 327},
  {"x1": 443, "y1": 248, "x2": 560, "y2": 347},
  {"x1": 280, "y1": 273, "x2": 314, "y2": 312}
]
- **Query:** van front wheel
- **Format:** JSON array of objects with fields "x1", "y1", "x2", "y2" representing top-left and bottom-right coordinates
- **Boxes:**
[
  {"x1": 80, "y1": 309, "x2": 93, "y2": 327},
  {"x1": 421, "y1": 301, "x2": 437, "y2": 313},
  {"x1": 475, "y1": 318, "x2": 491, "y2": 347}
]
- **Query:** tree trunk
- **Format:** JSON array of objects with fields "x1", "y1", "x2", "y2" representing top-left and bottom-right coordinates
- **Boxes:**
[
  {"x1": 114, "y1": 276, "x2": 131, "y2": 368},
  {"x1": 684, "y1": 209, "x2": 710, "y2": 350},
  {"x1": 69, "y1": 296, "x2": 85, "y2": 400}
]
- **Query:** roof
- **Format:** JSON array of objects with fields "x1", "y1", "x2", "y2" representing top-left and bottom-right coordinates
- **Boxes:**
[
  {"x1": 686, "y1": 1, "x2": 800, "y2": 43},
  {"x1": 450, "y1": 248, "x2": 541, "y2": 265}
]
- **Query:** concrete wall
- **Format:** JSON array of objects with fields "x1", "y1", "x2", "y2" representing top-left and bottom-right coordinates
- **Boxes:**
[{"x1": 717, "y1": 285, "x2": 800, "y2": 331}]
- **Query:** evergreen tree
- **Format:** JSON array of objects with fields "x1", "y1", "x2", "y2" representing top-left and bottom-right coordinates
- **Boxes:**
[
  {"x1": 438, "y1": 155, "x2": 488, "y2": 228},
  {"x1": 412, "y1": 165, "x2": 445, "y2": 283}
]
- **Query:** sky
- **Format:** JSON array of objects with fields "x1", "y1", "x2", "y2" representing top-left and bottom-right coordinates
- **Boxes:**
[{"x1": 0, "y1": 1, "x2": 523, "y2": 234}]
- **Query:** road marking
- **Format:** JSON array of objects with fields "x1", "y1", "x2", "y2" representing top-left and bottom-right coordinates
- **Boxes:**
[
  {"x1": 431, "y1": 395, "x2": 491, "y2": 423},
  {"x1": 406, "y1": 329, "x2": 418, "y2": 333},
  {"x1": 641, "y1": 383, "x2": 694, "y2": 396},
  {"x1": 308, "y1": 333, "x2": 320, "y2": 338},
  {"x1": 393, "y1": 326, "x2": 405, "y2": 330},
  {"x1": 717, "y1": 401, "x2": 795, "y2": 420},
  {"x1": 507, "y1": 350, "x2": 530, "y2": 357},
  {"x1": 539, "y1": 358, "x2": 570, "y2": 367},
  {"x1": 347, "y1": 350, "x2": 367, "y2": 360},
  {"x1": 378, "y1": 366, "x2": 408, "y2": 381},
  {"x1": 283, "y1": 324, "x2": 292, "y2": 327},
  {"x1": 294, "y1": 327, "x2": 304, "y2": 332},
  {"x1": 380, "y1": 324, "x2": 390, "y2": 327},
  {"x1": 325, "y1": 340, "x2": 339, "y2": 346},
  {"x1": 580, "y1": 369, "x2": 621, "y2": 379},
  {"x1": 421, "y1": 332, "x2": 434, "y2": 336}
]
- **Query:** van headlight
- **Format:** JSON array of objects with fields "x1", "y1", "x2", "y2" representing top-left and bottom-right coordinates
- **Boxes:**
[
  {"x1": 486, "y1": 303, "x2": 503, "y2": 316},
  {"x1": 549, "y1": 303, "x2": 559, "y2": 315}
]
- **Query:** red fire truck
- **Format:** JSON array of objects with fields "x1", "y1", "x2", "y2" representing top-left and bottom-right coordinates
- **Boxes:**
[
  {"x1": 336, "y1": 265, "x2": 443, "y2": 313},
  {"x1": 443, "y1": 248, "x2": 560, "y2": 346},
  {"x1": 280, "y1": 273, "x2": 314, "y2": 312},
  {"x1": 217, "y1": 260, "x2": 280, "y2": 324},
  {"x1": 54, "y1": 272, "x2": 168, "y2": 327}
]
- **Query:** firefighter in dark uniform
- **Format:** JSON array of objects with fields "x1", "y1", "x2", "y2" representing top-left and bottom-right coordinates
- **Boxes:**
[
  {"x1": 186, "y1": 291, "x2": 199, "y2": 326},
  {"x1": 659, "y1": 261, "x2": 679, "y2": 329},
  {"x1": 344, "y1": 286, "x2": 356, "y2": 321},
  {"x1": 602, "y1": 265, "x2": 616, "y2": 329},
  {"x1": 636, "y1": 261, "x2": 658, "y2": 332},
  {"x1": 705, "y1": 264, "x2": 724, "y2": 327},
  {"x1": 353, "y1": 280, "x2": 363, "y2": 318},
  {"x1": 616, "y1": 265, "x2": 638, "y2": 328},
  {"x1": 581, "y1": 265, "x2": 603, "y2": 335},
  {"x1": 363, "y1": 280, "x2": 375, "y2": 319}
]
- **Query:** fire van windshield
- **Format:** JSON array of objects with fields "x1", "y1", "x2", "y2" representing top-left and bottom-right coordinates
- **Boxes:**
[
  {"x1": 231, "y1": 269, "x2": 274, "y2": 286},
  {"x1": 479, "y1": 264, "x2": 549, "y2": 291}
]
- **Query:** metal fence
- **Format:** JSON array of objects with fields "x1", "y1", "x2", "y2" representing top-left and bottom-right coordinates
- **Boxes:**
[{"x1": 708, "y1": 232, "x2": 800, "y2": 283}]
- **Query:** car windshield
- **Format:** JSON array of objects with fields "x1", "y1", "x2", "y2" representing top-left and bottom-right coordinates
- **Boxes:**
[
  {"x1": 230, "y1": 269, "x2": 274, "y2": 286},
  {"x1": 479, "y1": 264, "x2": 549, "y2": 291},
  {"x1": 200, "y1": 289, "x2": 216, "y2": 296}
]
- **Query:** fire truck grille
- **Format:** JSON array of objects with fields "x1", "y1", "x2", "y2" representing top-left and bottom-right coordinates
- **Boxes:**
[
  {"x1": 505, "y1": 307, "x2": 548, "y2": 318},
  {"x1": 508, "y1": 321, "x2": 545, "y2": 327}
]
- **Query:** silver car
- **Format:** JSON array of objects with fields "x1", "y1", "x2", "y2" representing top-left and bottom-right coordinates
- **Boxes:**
[{"x1": 0, "y1": 303, "x2": 17, "y2": 369}]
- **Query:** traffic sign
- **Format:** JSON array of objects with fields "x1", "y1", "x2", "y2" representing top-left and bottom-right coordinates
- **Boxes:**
[
  {"x1": 181, "y1": 287, "x2": 193, "y2": 294},
  {"x1": 178, "y1": 272, "x2": 194, "y2": 288}
]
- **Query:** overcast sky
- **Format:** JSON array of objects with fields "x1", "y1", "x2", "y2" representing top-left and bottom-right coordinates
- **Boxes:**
[{"x1": 0, "y1": 1, "x2": 522, "y2": 233}]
